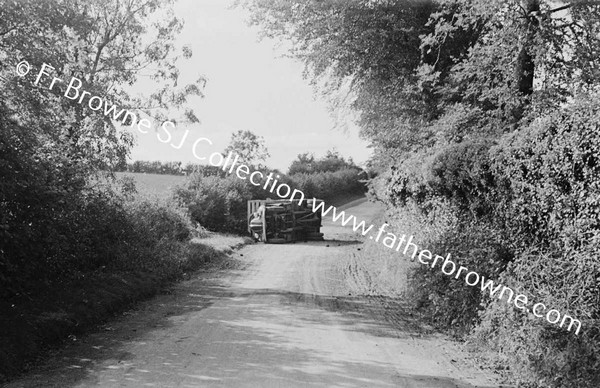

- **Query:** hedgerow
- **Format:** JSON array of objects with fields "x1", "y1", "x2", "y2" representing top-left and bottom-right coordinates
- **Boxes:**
[
  {"x1": 378, "y1": 95, "x2": 600, "y2": 387},
  {"x1": 174, "y1": 166, "x2": 366, "y2": 235},
  {"x1": 0, "y1": 115, "x2": 216, "y2": 377},
  {"x1": 471, "y1": 98, "x2": 600, "y2": 388},
  {"x1": 289, "y1": 168, "x2": 366, "y2": 201},
  {"x1": 174, "y1": 173, "x2": 265, "y2": 235}
]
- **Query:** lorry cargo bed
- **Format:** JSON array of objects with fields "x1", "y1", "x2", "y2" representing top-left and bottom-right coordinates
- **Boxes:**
[{"x1": 247, "y1": 199, "x2": 324, "y2": 243}]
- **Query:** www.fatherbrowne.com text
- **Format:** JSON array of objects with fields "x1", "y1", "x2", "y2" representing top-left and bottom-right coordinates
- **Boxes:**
[{"x1": 17, "y1": 59, "x2": 582, "y2": 336}]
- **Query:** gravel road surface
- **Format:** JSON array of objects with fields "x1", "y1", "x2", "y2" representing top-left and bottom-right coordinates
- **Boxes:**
[{"x1": 5, "y1": 199, "x2": 502, "y2": 388}]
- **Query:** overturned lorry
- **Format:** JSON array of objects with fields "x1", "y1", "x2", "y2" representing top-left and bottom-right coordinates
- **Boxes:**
[{"x1": 247, "y1": 199, "x2": 324, "y2": 243}]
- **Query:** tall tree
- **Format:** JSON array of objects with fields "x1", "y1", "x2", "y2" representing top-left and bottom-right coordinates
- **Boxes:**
[
  {"x1": 223, "y1": 130, "x2": 270, "y2": 165},
  {"x1": 0, "y1": 0, "x2": 205, "y2": 296},
  {"x1": 0, "y1": 0, "x2": 205, "y2": 172},
  {"x1": 243, "y1": 0, "x2": 438, "y2": 153},
  {"x1": 246, "y1": 0, "x2": 600, "y2": 155},
  {"x1": 423, "y1": 0, "x2": 600, "y2": 129}
]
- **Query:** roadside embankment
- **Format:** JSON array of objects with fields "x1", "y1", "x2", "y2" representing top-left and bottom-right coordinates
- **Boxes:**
[{"x1": 0, "y1": 234, "x2": 250, "y2": 382}]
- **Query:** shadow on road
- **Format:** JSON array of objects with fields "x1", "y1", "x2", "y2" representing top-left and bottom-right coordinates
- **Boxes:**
[{"x1": 5, "y1": 270, "x2": 499, "y2": 388}]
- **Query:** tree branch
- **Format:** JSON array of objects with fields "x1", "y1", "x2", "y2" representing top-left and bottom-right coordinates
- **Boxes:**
[
  {"x1": 0, "y1": 26, "x2": 18, "y2": 37},
  {"x1": 548, "y1": 1, "x2": 600, "y2": 14}
]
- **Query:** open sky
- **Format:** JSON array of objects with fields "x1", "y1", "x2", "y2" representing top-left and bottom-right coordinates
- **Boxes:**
[{"x1": 127, "y1": 0, "x2": 372, "y2": 171}]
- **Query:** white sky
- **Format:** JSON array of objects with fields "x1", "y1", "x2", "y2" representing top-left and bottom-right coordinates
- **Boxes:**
[{"x1": 127, "y1": 0, "x2": 372, "y2": 171}]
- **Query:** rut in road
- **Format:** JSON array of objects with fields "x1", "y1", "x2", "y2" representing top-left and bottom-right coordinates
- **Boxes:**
[{"x1": 5, "y1": 199, "x2": 503, "y2": 388}]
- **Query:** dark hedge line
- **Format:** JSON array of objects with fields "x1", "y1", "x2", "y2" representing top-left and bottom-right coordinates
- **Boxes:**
[
  {"x1": 120, "y1": 161, "x2": 228, "y2": 177},
  {"x1": 376, "y1": 98, "x2": 600, "y2": 387},
  {"x1": 175, "y1": 167, "x2": 366, "y2": 235},
  {"x1": 0, "y1": 107, "x2": 224, "y2": 379}
]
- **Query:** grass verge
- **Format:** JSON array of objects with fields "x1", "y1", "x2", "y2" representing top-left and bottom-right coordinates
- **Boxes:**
[{"x1": 0, "y1": 236, "x2": 251, "y2": 382}]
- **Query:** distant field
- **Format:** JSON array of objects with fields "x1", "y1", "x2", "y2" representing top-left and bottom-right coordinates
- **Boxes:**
[{"x1": 115, "y1": 172, "x2": 186, "y2": 198}]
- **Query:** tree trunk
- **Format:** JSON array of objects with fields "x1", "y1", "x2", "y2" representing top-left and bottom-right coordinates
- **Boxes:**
[{"x1": 512, "y1": 0, "x2": 539, "y2": 123}]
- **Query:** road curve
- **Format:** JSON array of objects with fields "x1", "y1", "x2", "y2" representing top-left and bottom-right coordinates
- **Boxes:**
[{"x1": 5, "y1": 199, "x2": 501, "y2": 388}]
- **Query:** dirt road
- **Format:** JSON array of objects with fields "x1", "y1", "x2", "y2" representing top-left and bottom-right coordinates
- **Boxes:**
[{"x1": 5, "y1": 199, "x2": 501, "y2": 388}]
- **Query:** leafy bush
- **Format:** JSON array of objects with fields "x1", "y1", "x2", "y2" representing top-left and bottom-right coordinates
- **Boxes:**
[
  {"x1": 0, "y1": 123, "x2": 199, "y2": 299},
  {"x1": 489, "y1": 105, "x2": 600, "y2": 248},
  {"x1": 408, "y1": 217, "x2": 512, "y2": 337},
  {"x1": 381, "y1": 140, "x2": 495, "y2": 208},
  {"x1": 0, "y1": 173, "x2": 215, "y2": 379},
  {"x1": 377, "y1": 96, "x2": 600, "y2": 387},
  {"x1": 428, "y1": 140, "x2": 495, "y2": 216},
  {"x1": 127, "y1": 200, "x2": 192, "y2": 243},
  {"x1": 472, "y1": 245, "x2": 600, "y2": 388},
  {"x1": 174, "y1": 174, "x2": 265, "y2": 234},
  {"x1": 471, "y1": 97, "x2": 600, "y2": 388},
  {"x1": 126, "y1": 160, "x2": 185, "y2": 175},
  {"x1": 287, "y1": 150, "x2": 359, "y2": 175},
  {"x1": 289, "y1": 168, "x2": 365, "y2": 201}
]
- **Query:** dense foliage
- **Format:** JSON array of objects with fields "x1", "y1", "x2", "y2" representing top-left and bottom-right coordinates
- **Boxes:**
[
  {"x1": 120, "y1": 160, "x2": 227, "y2": 176},
  {"x1": 476, "y1": 99, "x2": 600, "y2": 388},
  {"x1": 175, "y1": 152, "x2": 366, "y2": 234},
  {"x1": 288, "y1": 150, "x2": 357, "y2": 174},
  {"x1": 223, "y1": 130, "x2": 271, "y2": 165},
  {"x1": 289, "y1": 168, "x2": 365, "y2": 201},
  {"x1": 247, "y1": 0, "x2": 600, "y2": 386},
  {"x1": 0, "y1": 0, "x2": 206, "y2": 377},
  {"x1": 174, "y1": 173, "x2": 266, "y2": 234}
]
